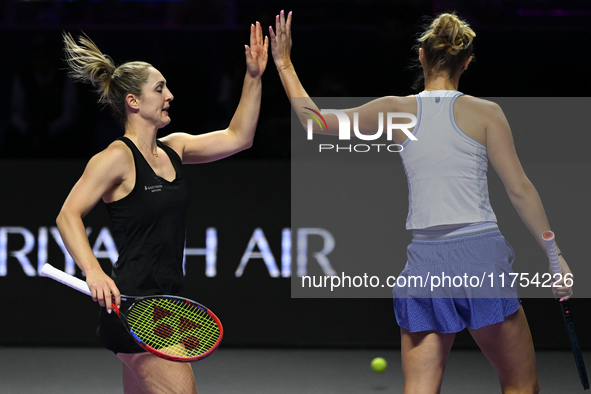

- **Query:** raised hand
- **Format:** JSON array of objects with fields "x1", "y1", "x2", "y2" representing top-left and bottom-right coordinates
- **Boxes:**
[
  {"x1": 269, "y1": 10, "x2": 293, "y2": 70},
  {"x1": 245, "y1": 21, "x2": 269, "y2": 78}
]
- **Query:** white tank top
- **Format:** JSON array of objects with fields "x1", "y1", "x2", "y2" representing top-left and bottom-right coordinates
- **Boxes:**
[{"x1": 400, "y1": 90, "x2": 497, "y2": 229}]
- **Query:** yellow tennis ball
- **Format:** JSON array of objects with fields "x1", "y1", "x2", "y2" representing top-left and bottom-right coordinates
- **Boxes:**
[{"x1": 371, "y1": 357, "x2": 387, "y2": 373}]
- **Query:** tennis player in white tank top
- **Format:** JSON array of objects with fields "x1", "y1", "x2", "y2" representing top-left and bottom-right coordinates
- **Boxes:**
[{"x1": 270, "y1": 10, "x2": 572, "y2": 394}]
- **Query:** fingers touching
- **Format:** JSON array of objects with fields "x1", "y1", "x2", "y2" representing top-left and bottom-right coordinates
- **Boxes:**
[
  {"x1": 269, "y1": 10, "x2": 293, "y2": 68},
  {"x1": 245, "y1": 22, "x2": 269, "y2": 77},
  {"x1": 248, "y1": 21, "x2": 267, "y2": 49},
  {"x1": 271, "y1": 10, "x2": 292, "y2": 36}
]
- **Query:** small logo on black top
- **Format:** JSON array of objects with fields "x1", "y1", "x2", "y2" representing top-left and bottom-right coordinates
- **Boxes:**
[{"x1": 145, "y1": 185, "x2": 163, "y2": 193}]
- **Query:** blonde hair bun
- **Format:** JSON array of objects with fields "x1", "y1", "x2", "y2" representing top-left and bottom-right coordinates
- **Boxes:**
[
  {"x1": 420, "y1": 13, "x2": 475, "y2": 56},
  {"x1": 415, "y1": 12, "x2": 476, "y2": 78}
]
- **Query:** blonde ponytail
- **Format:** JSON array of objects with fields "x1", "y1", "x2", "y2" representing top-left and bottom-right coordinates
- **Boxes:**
[{"x1": 62, "y1": 32, "x2": 152, "y2": 125}]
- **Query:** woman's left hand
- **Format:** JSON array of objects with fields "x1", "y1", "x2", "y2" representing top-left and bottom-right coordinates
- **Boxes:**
[{"x1": 245, "y1": 22, "x2": 269, "y2": 78}]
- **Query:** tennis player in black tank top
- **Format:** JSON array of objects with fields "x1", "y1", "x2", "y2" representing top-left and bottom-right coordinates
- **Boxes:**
[
  {"x1": 96, "y1": 137, "x2": 190, "y2": 358},
  {"x1": 56, "y1": 24, "x2": 268, "y2": 393},
  {"x1": 106, "y1": 137, "x2": 189, "y2": 297}
]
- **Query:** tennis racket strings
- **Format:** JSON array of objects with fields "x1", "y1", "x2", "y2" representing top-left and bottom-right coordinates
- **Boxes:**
[{"x1": 126, "y1": 297, "x2": 222, "y2": 360}]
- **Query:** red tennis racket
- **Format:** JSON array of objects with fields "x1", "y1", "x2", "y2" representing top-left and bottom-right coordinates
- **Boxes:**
[
  {"x1": 40, "y1": 263, "x2": 223, "y2": 363},
  {"x1": 542, "y1": 231, "x2": 589, "y2": 390}
]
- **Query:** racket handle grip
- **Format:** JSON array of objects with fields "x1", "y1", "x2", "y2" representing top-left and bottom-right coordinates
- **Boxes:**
[
  {"x1": 40, "y1": 263, "x2": 91, "y2": 296},
  {"x1": 542, "y1": 231, "x2": 561, "y2": 276}
]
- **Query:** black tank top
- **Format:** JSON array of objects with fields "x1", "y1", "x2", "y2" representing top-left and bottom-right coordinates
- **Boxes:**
[{"x1": 105, "y1": 137, "x2": 189, "y2": 296}]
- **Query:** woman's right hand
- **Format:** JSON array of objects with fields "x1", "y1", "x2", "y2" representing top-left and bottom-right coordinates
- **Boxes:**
[
  {"x1": 85, "y1": 268, "x2": 121, "y2": 314},
  {"x1": 269, "y1": 10, "x2": 293, "y2": 70},
  {"x1": 551, "y1": 256, "x2": 574, "y2": 301}
]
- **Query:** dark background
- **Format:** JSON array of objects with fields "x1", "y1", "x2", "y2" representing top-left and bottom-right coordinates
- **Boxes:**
[{"x1": 0, "y1": 0, "x2": 589, "y2": 350}]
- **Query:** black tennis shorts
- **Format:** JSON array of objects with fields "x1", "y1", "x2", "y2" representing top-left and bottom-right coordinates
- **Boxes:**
[{"x1": 96, "y1": 299, "x2": 145, "y2": 354}]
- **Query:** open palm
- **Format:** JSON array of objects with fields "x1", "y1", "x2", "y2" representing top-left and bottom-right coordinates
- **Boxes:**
[{"x1": 245, "y1": 22, "x2": 269, "y2": 78}]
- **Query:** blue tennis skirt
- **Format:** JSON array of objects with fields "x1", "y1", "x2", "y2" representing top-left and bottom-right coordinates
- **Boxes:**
[{"x1": 393, "y1": 223, "x2": 521, "y2": 333}]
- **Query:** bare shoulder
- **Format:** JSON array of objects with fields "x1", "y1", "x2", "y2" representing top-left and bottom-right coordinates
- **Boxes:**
[
  {"x1": 457, "y1": 95, "x2": 504, "y2": 118},
  {"x1": 384, "y1": 95, "x2": 417, "y2": 109},
  {"x1": 159, "y1": 132, "x2": 187, "y2": 158},
  {"x1": 99, "y1": 140, "x2": 133, "y2": 166},
  {"x1": 360, "y1": 95, "x2": 417, "y2": 113},
  {"x1": 85, "y1": 140, "x2": 133, "y2": 181}
]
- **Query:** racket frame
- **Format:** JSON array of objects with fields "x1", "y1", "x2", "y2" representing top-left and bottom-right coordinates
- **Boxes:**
[
  {"x1": 542, "y1": 231, "x2": 589, "y2": 390},
  {"x1": 123, "y1": 294, "x2": 224, "y2": 362},
  {"x1": 40, "y1": 263, "x2": 223, "y2": 363}
]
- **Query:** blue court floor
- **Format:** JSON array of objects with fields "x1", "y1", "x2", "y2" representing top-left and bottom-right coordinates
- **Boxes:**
[{"x1": 0, "y1": 347, "x2": 588, "y2": 393}]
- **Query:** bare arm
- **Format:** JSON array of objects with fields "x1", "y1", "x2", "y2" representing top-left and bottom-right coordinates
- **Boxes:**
[
  {"x1": 269, "y1": 10, "x2": 341, "y2": 135},
  {"x1": 269, "y1": 10, "x2": 413, "y2": 144},
  {"x1": 485, "y1": 101, "x2": 572, "y2": 299},
  {"x1": 56, "y1": 144, "x2": 129, "y2": 312},
  {"x1": 161, "y1": 22, "x2": 268, "y2": 164}
]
